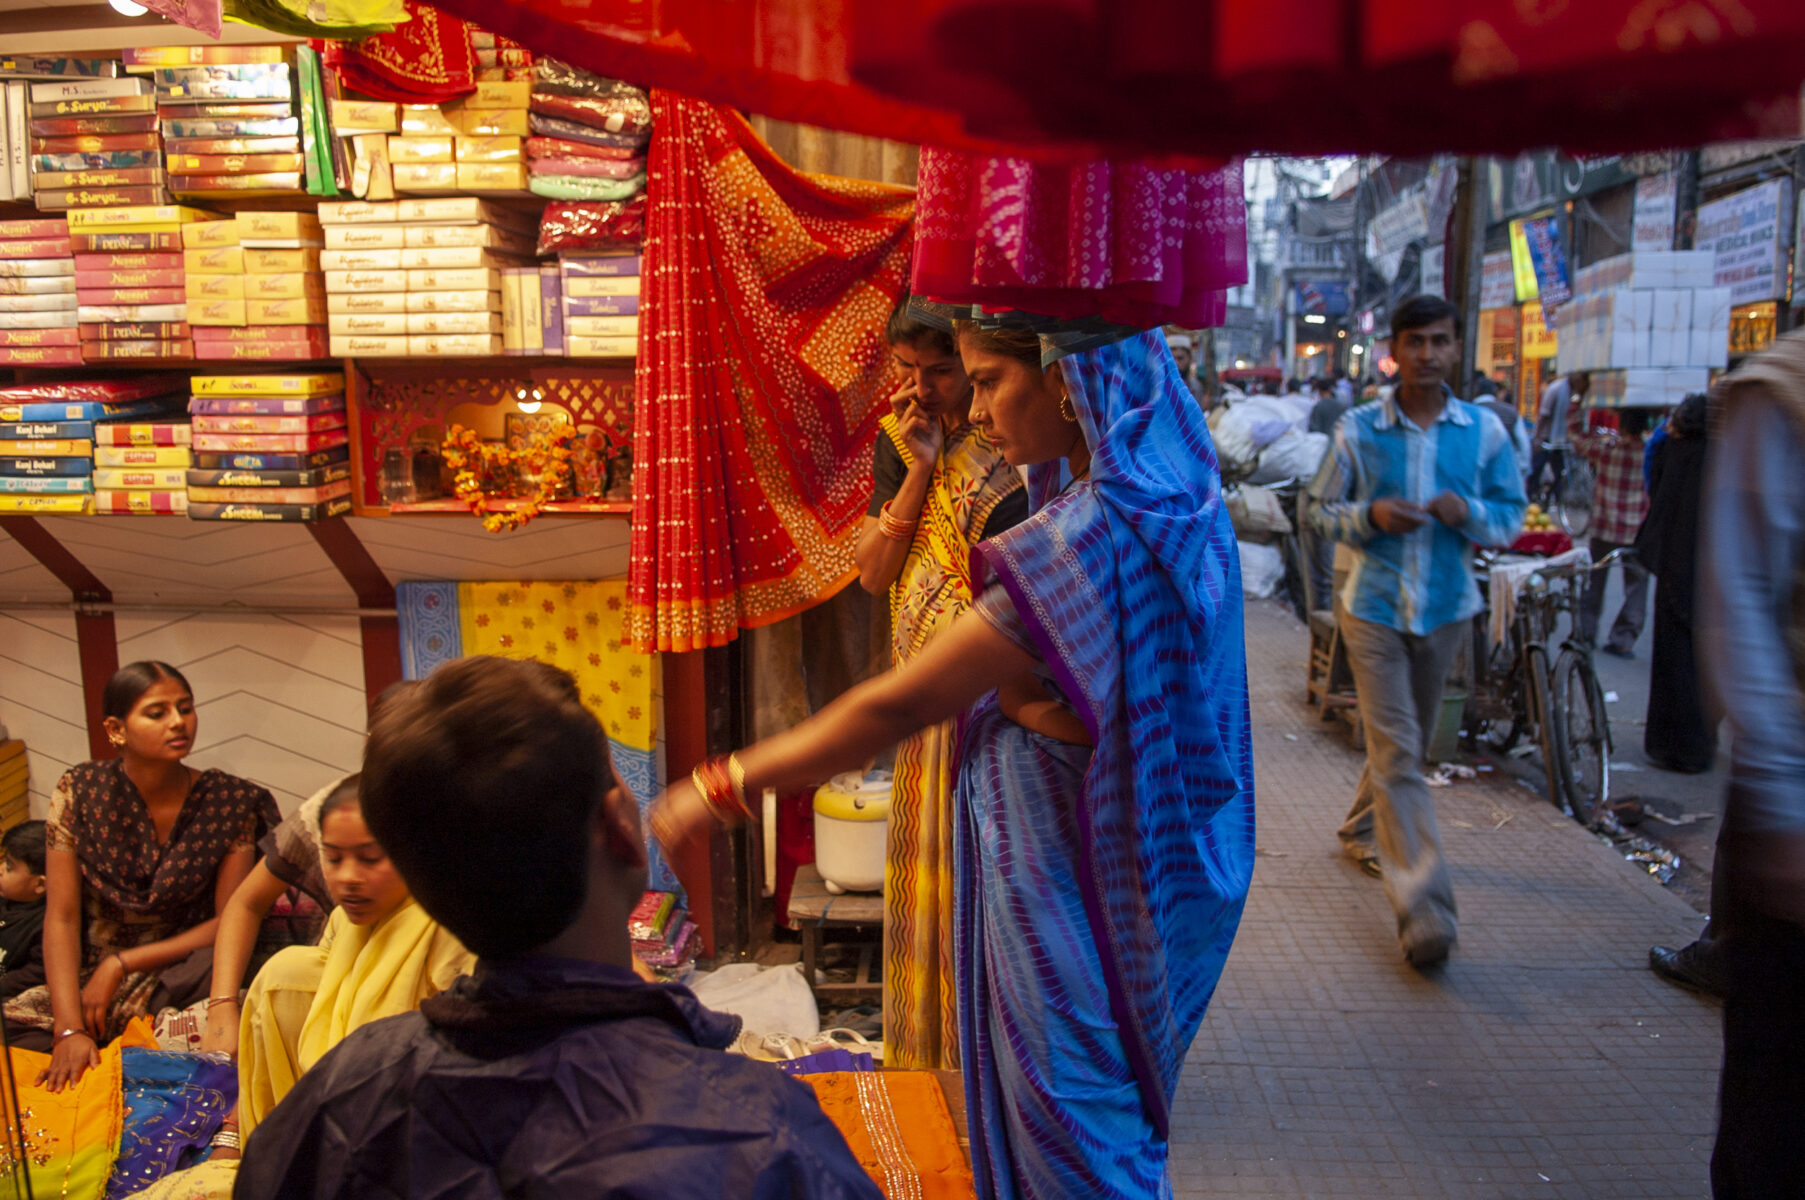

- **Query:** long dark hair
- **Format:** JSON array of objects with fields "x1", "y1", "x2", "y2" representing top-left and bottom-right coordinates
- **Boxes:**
[{"x1": 101, "y1": 661, "x2": 193, "y2": 721}]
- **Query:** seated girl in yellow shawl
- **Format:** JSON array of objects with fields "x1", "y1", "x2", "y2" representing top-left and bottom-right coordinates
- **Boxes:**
[{"x1": 222, "y1": 774, "x2": 475, "y2": 1150}]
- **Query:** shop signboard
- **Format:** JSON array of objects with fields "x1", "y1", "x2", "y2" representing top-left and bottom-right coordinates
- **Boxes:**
[
  {"x1": 1479, "y1": 250, "x2": 1515, "y2": 310},
  {"x1": 1294, "y1": 280, "x2": 1351, "y2": 315},
  {"x1": 1509, "y1": 216, "x2": 1570, "y2": 309},
  {"x1": 1696, "y1": 178, "x2": 1792, "y2": 305},
  {"x1": 1421, "y1": 244, "x2": 1445, "y2": 299},
  {"x1": 1520, "y1": 301, "x2": 1558, "y2": 360},
  {"x1": 1633, "y1": 172, "x2": 1677, "y2": 252},
  {"x1": 1488, "y1": 152, "x2": 1640, "y2": 223}
]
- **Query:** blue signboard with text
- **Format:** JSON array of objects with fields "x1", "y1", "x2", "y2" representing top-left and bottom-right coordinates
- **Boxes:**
[{"x1": 1295, "y1": 281, "x2": 1351, "y2": 316}]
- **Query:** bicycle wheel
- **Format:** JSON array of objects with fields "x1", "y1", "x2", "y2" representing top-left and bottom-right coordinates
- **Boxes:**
[
  {"x1": 1552, "y1": 647, "x2": 1612, "y2": 826},
  {"x1": 1557, "y1": 460, "x2": 1594, "y2": 538},
  {"x1": 1526, "y1": 644, "x2": 1566, "y2": 811}
]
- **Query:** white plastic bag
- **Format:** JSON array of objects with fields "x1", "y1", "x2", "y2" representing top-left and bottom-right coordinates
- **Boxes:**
[
  {"x1": 1249, "y1": 430, "x2": 1330, "y2": 485},
  {"x1": 689, "y1": 962, "x2": 820, "y2": 1037},
  {"x1": 1238, "y1": 540, "x2": 1285, "y2": 598}
]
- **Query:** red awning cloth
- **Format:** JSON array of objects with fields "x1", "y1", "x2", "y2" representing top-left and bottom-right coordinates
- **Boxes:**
[
  {"x1": 627, "y1": 92, "x2": 915, "y2": 654},
  {"x1": 912, "y1": 150, "x2": 1248, "y2": 330},
  {"x1": 416, "y1": 0, "x2": 1805, "y2": 156}
]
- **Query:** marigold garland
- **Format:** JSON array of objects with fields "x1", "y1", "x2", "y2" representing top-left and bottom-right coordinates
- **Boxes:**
[{"x1": 441, "y1": 422, "x2": 576, "y2": 533}]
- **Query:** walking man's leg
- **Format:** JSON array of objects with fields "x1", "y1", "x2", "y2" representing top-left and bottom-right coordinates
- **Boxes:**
[
  {"x1": 1606, "y1": 545, "x2": 1650, "y2": 655},
  {"x1": 1337, "y1": 611, "x2": 1461, "y2": 965},
  {"x1": 1578, "y1": 536, "x2": 1613, "y2": 645}
]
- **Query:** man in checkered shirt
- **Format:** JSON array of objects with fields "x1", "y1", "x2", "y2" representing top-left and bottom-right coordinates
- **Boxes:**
[{"x1": 1568, "y1": 401, "x2": 1652, "y2": 657}]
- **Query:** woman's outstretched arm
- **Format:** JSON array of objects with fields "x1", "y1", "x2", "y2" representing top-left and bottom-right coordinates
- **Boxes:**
[{"x1": 653, "y1": 608, "x2": 1036, "y2": 845}]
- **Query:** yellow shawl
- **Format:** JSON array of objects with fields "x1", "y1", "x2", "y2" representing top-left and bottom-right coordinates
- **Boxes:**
[
  {"x1": 238, "y1": 897, "x2": 473, "y2": 1138},
  {"x1": 296, "y1": 897, "x2": 473, "y2": 1071}
]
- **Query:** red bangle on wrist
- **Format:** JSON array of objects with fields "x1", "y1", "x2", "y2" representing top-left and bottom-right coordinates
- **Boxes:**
[{"x1": 691, "y1": 754, "x2": 751, "y2": 825}]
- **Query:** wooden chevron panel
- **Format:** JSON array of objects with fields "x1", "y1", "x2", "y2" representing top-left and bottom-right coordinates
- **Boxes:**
[
  {"x1": 35, "y1": 516, "x2": 355, "y2": 608},
  {"x1": 115, "y1": 611, "x2": 367, "y2": 815},
  {"x1": 0, "y1": 531, "x2": 67, "y2": 605},
  {"x1": 0, "y1": 610, "x2": 88, "y2": 815}
]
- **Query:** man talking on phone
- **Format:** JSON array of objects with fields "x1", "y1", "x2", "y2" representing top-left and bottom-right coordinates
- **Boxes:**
[{"x1": 1306, "y1": 295, "x2": 1527, "y2": 968}]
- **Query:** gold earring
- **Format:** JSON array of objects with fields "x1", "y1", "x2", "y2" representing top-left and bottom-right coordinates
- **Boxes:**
[{"x1": 1057, "y1": 389, "x2": 1076, "y2": 423}]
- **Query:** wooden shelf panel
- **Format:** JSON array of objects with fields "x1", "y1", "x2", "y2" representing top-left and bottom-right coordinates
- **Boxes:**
[{"x1": 382, "y1": 498, "x2": 631, "y2": 516}]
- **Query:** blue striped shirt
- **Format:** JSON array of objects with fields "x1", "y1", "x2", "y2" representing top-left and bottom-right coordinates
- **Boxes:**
[{"x1": 1306, "y1": 391, "x2": 1526, "y2": 635}]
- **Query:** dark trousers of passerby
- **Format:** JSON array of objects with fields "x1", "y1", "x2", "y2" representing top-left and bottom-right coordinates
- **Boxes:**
[
  {"x1": 1644, "y1": 575, "x2": 1716, "y2": 772},
  {"x1": 1528, "y1": 444, "x2": 1565, "y2": 497},
  {"x1": 1577, "y1": 538, "x2": 1649, "y2": 653},
  {"x1": 1335, "y1": 611, "x2": 1463, "y2": 945},
  {"x1": 1298, "y1": 494, "x2": 1334, "y2": 615},
  {"x1": 1711, "y1": 828, "x2": 1805, "y2": 1198}
]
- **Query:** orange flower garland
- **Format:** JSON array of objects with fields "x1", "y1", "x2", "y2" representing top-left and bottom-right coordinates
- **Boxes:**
[{"x1": 441, "y1": 422, "x2": 576, "y2": 533}]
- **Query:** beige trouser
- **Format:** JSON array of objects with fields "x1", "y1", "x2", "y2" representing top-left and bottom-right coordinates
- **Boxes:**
[{"x1": 1336, "y1": 610, "x2": 1464, "y2": 939}]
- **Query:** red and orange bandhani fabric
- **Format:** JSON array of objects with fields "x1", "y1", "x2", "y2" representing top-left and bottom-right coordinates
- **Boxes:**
[
  {"x1": 628, "y1": 92, "x2": 914, "y2": 653},
  {"x1": 323, "y1": 0, "x2": 477, "y2": 103}
]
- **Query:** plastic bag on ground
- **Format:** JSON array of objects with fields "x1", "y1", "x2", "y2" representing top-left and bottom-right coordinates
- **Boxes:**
[
  {"x1": 1238, "y1": 540, "x2": 1285, "y2": 598},
  {"x1": 689, "y1": 962, "x2": 820, "y2": 1038}
]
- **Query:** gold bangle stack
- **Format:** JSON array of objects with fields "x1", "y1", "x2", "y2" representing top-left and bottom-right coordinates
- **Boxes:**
[{"x1": 877, "y1": 500, "x2": 918, "y2": 542}]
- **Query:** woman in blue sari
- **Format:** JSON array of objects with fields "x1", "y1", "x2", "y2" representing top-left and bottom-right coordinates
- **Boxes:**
[{"x1": 654, "y1": 323, "x2": 1255, "y2": 1199}]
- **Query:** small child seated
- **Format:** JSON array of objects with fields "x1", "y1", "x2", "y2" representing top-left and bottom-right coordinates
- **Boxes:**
[{"x1": 0, "y1": 821, "x2": 47, "y2": 1002}]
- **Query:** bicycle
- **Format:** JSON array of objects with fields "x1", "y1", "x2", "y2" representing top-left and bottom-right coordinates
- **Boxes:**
[
  {"x1": 1537, "y1": 550, "x2": 1631, "y2": 828},
  {"x1": 1466, "y1": 553, "x2": 1566, "y2": 810},
  {"x1": 1528, "y1": 442, "x2": 1595, "y2": 538},
  {"x1": 1467, "y1": 547, "x2": 1627, "y2": 827}
]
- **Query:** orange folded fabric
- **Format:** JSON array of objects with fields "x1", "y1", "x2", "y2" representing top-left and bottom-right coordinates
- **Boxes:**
[{"x1": 797, "y1": 1071, "x2": 976, "y2": 1200}]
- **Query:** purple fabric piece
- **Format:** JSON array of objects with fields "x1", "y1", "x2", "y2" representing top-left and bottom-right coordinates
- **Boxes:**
[
  {"x1": 108, "y1": 1048, "x2": 237, "y2": 1198},
  {"x1": 529, "y1": 113, "x2": 649, "y2": 151},
  {"x1": 776, "y1": 1049, "x2": 875, "y2": 1075}
]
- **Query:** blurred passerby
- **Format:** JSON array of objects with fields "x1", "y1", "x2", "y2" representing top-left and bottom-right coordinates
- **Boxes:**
[
  {"x1": 1568, "y1": 402, "x2": 1650, "y2": 657},
  {"x1": 1698, "y1": 331, "x2": 1805, "y2": 1198},
  {"x1": 1471, "y1": 375, "x2": 1531, "y2": 480},
  {"x1": 1530, "y1": 371, "x2": 1590, "y2": 493},
  {"x1": 1637, "y1": 394, "x2": 1714, "y2": 773},
  {"x1": 1308, "y1": 375, "x2": 1349, "y2": 435}
]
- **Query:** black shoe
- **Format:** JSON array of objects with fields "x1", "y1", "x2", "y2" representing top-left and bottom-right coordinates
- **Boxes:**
[
  {"x1": 1649, "y1": 941, "x2": 1726, "y2": 998},
  {"x1": 1359, "y1": 857, "x2": 1383, "y2": 879}
]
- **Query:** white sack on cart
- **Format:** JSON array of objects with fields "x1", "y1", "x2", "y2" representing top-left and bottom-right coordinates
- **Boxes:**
[
  {"x1": 1238, "y1": 540, "x2": 1285, "y2": 599},
  {"x1": 1248, "y1": 430, "x2": 1330, "y2": 485}
]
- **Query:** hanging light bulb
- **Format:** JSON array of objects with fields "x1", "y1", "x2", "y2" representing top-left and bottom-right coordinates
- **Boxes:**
[{"x1": 109, "y1": 0, "x2": 150, "y2": 15}]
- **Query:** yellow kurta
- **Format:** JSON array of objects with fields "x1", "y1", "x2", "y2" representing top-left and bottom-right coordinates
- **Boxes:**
[{"x1": 237, "y1": 897, "x2": 474, "y2": 1138}]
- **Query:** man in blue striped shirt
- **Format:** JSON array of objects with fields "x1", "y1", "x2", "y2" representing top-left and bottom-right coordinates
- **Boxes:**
[{"x1": 1307, "y1": 295, "x2": 1527, "y2": 968}]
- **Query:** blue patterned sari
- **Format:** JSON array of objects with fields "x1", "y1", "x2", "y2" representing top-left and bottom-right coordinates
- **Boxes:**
[{"x1": 954, "y1": 330, "x2": 1255, "y2": 1199}]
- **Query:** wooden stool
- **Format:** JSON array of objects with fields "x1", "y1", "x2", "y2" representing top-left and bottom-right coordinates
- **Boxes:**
[
  {"x1": 1304, "y1": 609, "x2": 1364, "y2": 750},
  {"x1": 786, "y1": 864, "x2": 883, "y2": 1003}
]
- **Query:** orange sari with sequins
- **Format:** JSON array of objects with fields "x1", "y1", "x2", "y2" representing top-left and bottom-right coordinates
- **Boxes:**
[{"x1": 627, "y1": 93, "x2": 915, "y2": 653}]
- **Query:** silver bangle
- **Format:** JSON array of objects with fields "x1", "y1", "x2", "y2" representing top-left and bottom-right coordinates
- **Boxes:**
[{"x1": 210, "y1": 1128, "x2": 240, "y2": 1150}]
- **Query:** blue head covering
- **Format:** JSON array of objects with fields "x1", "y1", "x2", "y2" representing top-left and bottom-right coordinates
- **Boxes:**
[{"x1": 973, "y1": 327, "x2": 1255, "y2": 1137}]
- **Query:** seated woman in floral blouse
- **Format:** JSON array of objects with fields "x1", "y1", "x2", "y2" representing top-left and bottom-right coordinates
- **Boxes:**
[{"x1": 5, "y1": 660, "x2": 280, "y2": 1090}]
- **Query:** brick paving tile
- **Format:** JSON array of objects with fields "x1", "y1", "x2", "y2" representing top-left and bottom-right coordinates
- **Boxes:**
[{"x1": 1170, "y1": 601, "x2": 1718, "y2": 1198}]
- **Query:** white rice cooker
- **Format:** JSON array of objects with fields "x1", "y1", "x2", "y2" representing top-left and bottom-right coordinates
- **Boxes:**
[{"x1": 812, "y1": 771, "x2": 892, "y2": 895}]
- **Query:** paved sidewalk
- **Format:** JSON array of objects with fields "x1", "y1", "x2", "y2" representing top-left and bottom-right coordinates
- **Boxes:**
[{"x1": 1170, "y1": 600, "x2": 1718, "y2": 1199}]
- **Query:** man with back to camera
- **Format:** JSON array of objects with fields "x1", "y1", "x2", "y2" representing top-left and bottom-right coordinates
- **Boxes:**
[
  {"x1": 234, "y1": 655, "x2": 883, "y2": 1200},
  {"x1": 1530, "y1": 369, "x2": 1591, "y2": 494},
  {"x1": 1307, "y1": 295, "x2": 1527, "y2": 967}
]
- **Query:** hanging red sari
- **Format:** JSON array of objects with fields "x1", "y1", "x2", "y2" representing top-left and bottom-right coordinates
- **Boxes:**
[{"x1": 627, "y1": 93, "x2": 915, "y2": 653}]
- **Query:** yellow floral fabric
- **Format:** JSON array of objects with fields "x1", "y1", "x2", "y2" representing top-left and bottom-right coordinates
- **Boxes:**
[{"x1": 459, "y1": 580, "x2": 658, "y2": 752}]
